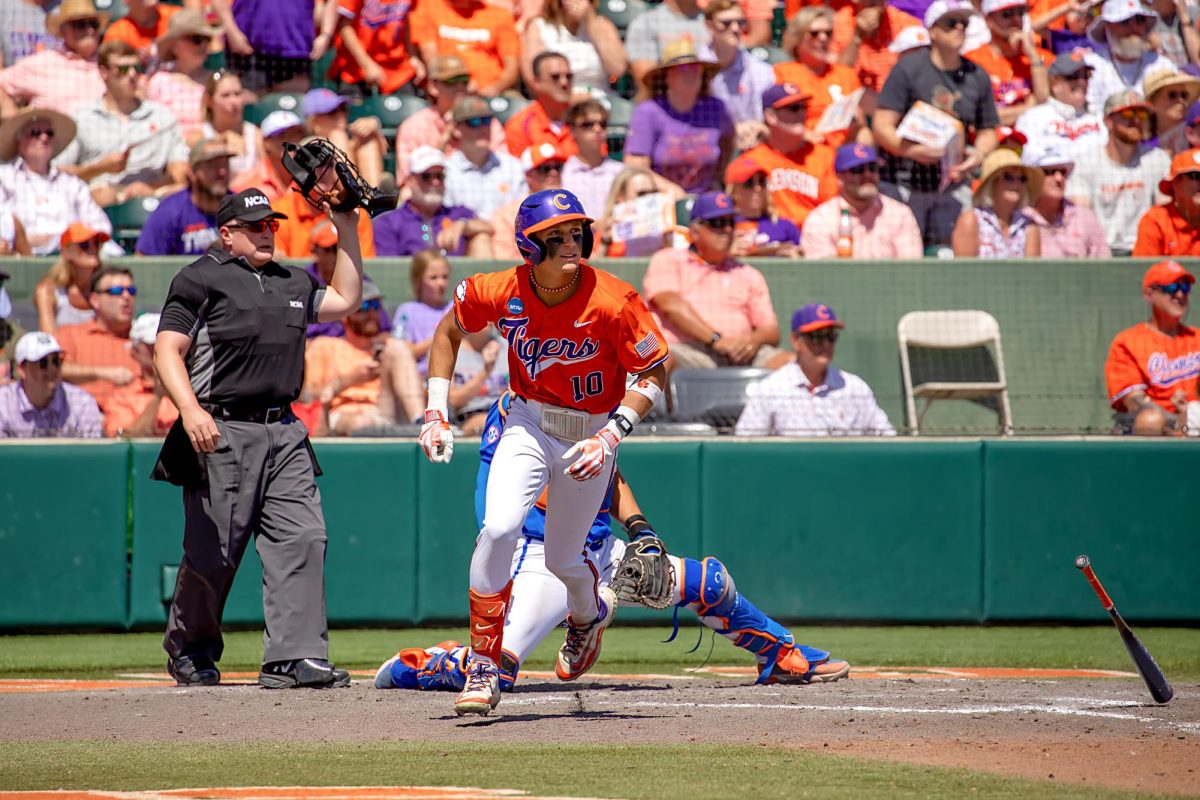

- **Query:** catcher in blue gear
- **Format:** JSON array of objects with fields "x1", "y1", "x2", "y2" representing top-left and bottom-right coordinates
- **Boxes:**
[{"x1": 377, "y1": 393, "x2": 849, "y2": 692}]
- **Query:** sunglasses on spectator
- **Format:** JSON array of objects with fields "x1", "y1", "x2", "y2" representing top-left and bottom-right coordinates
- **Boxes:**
[
  {"x1": 1154, "y1": 281, "x2": 1193, "y2": 295},
  {"x1": 572, "y1": 119, "x2": 608, "y2": 130},
  {"x1": 28, "y1": 354, "x2": 64, "y2": 369},
  {"x1": 999, "y1": 171, "x2": 1028, "y2": 184},
  {"x1": 186, "y1": 34, "x2": 212, "y2": 46},
  {"x1": 740, "y1": 175, "x2": 768, "y2": 188},
  {"x1": 1166, "y1": 89, "x2": 1193, "y2": 102},
  {"x1": 547, "y1": 71, "x2": 574, "y2": 83},
  {"x1": 936, "y1": 16, "x2": 969, "y2": 30},
  {"x1": 801, "y1": 330, "x2": 839, "y2": 343},
  {"x1": 67, "y1": 18, "x2": 102, "y2": 32},
  {"x1": 1115, "y1": 109, "x2": 1151, "y2": 123},
  {"x1": 713, "y1": 18, "x2": 747, "y2": 30},
  {"x1": 635, "y1": 188, "x2": 658, "y2": 197},
  {"x1": 699, "y1": 217, "x2": 736, "y2": 230},
  {"x1": 358, "y1": 299, "x2": 383, "y2": 312},
  {"x1": 774, "y1": 103, "x2": 808, "y2": 118},
  {"x1": 72, "y1": 239, "x2": 102, "y2": 252},
  {"x1": 419, "y1": 170, "x2": 446, "y2": 183},
  {"x1": 1042, "y1": 166, "x2": 1071, "y2": 177},
  {"x1": 994, "y1": 6, "x2": 1027, "y2": 19},
  {"x1": 227, "y1": 219, "x2": 280, "y2": 234},
  {"x1": 99, "y1": 285, "x2": 138, "y2": 297},
  {"x1": 846, "y1": 163, "x2": 880, "y2": 175},
  {"x1": 806, "y1": 27, "x2": 833, "y2": 38},
  {"x1": 111, "y1": 62, "x2": 145, "y2": 75},
  {"x1": 461, "y1": 116, "x2": 492, "y2": 128},
  {"x1": 532, "y1": 163, "x2": 564, "y2": 175},
  {"x1": 24, "y1": 126, "x2": 55, "y2": 140}
]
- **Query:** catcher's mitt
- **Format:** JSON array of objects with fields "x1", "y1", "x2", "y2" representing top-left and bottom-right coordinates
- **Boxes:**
[{"x1": 612, "y1": 536, "x2": 674, "y2": 609}]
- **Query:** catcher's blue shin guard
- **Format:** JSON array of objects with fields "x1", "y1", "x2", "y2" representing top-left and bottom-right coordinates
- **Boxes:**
[
  {"x1": 389, "y1": 645, "x2": 521, "y2": 692},
  {"x1": 680, "y1": 557, "x2": 826, "y2": 684}
]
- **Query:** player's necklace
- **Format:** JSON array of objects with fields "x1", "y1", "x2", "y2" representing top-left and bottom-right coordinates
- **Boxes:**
[{"x1": 529, "y1": 266, "x2": 580, "y2": 294}]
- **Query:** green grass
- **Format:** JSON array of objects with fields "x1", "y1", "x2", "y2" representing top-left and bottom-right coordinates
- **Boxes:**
[
  {"x1": 1, "y1": 625, "x2": 1198, "y2": 682},
  {"x1": 0, "y1": 742, "x2": 1178, "y2": 800}
]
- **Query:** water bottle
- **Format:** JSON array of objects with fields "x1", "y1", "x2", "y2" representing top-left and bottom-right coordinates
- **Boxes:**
[{"x1": 836, "y1": 208, "x2": 854, "y2": 259}]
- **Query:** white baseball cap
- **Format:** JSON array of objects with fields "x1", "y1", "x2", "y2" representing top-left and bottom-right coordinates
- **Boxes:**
[
  {"x1": 889, "y1": 26, "x2": 931, "y2": 53},
  {"x1": 15, "y1": 331, "x2": 63, "y2": 363},
  {"x1": 1023, "y1": 141, "x2": 1075, "y2": 169},
  {"x1": 260, "y1": 110, "x2": 304, "y2": 139},
  {"x1": 981, "y1": 0, "x2": 1027, "y2": 15},
  {"x1": 1087, "y1": 0, "x2": 1159, "y2": 43},
  {"x1": 409, "y1": 145, "x2": 448, "y2": 176},
  {"x1": 129, "y1": 312, "x2": 161, "y2": 346},
  {"x1": 924, "y1": 0, "x2": 978, "y2": 29}
]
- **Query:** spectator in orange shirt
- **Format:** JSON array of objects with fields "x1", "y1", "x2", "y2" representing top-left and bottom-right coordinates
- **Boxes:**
[
  {"x1": 505, "y1": 52, "x2": 579, "y2": 159},
  {"x1": 964, "y1": 0, "x2": 1051, "y2": 127},
  {"x1": 103, "y1": 311, "x2": 178, "y2": 437},
  {"x1": 56, "y1": 265, "x2": 138, "y2": 412},
  {"x1": 272, "y1": 182, "x2": 377, "y2": 260},
  {"x1": 831, "y1": 0, "x2": 921, "y2": 94},
  {"x1": 1134, "y1": 148, "x2": 1200, "y2": 257},
  {"x1": 775, "y1": 6, "x2": 864, "y2": 148},
  {"x1": 303, "y1": 280, "x2": 425, "y2": 435},
  {"x1": 735, "y1": 83, "x2": 839, "y2": 227},
  {"x1": 329, "y1": 0, "x2": 421, "y2": 97},
  {"x1": 230, "y1": 110, "x2": 306, "y2": 203},
  {"x1": 410, "y1": 0, "x2": 520, "y2": 98},
  {"x1": 1105, "y1": 260, "x2": 1200, "y2": 434},
  {"x1": 101, "y1": 0, "x2": 181, "y2": 62},
  {"x1": 393, "y1": 56, "x2": 507, "y2": 181}
]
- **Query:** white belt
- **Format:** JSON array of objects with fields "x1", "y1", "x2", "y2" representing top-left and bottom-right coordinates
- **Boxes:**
[{"x1": 516, "y1": 397, "x2": 608, "y2": 442}]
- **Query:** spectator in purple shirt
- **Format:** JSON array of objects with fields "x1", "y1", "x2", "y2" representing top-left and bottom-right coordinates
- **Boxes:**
[
  {"x1": 372, "y1": 146, "x2": 495, "y2": 257},
  {"x1": 392, "y1": 249, "x2": 453, "y2": 374},
  {"x1": 0, "y1": 331, "x2": 102, "y2": 438},
  {"x1": 210, "y1": 0, "x2": 338, "y2": 99},
  {"x1": 135, "y1": 139, "x2": 232, "y2": 257},
  {"x1": 305, "y1": 220, "x2": 392, "y2": 339},
  {"x1": 624, "y1": 39, "x2": 735, "y2": 193}
]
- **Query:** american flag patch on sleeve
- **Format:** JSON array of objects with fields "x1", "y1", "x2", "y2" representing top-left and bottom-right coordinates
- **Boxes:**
[{"x1": 634, "y1": 331, "x2": 659, "y2": 360}]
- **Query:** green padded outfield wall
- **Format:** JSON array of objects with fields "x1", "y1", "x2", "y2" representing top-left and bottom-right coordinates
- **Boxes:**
[
  {"x1": 3, "y1": 440, "x2": 1198, "y2": 629},
  {"x1": 1, "y1": 258, "x2": 1176, "y2": 433},
  {"x1": 0, "y1": 442, "x2": 129, "y2": 627}
]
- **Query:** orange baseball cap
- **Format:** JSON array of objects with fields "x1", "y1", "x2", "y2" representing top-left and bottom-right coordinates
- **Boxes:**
[
  {"x1": 309, "y1": 219, "x2": 337, "y2": 248},
  {"x1": 1159, "y1": 147, "x2": 1200, "y2": 195},
  {"x1": 725, "y1": 154, "x2": 766, "y2": 184},
  {"x1": 59, "y1": 223, "x2": 110, "y2": 250},
  {"x1": 1143, "y1": 260, "x2": 1196, "y2": 290}
]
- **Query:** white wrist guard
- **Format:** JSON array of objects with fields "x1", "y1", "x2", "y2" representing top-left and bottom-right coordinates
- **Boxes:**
[
  {"x1": 426, "y1": 376, "x2": 450, "y2": 416},
  {"x1": 627, "y1": 377, "x2": 665, "y2": 410}
]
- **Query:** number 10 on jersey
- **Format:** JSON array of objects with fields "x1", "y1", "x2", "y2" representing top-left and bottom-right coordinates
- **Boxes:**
[{"x1": 571, "y1": 371, "x2": 604, "y2": 402}]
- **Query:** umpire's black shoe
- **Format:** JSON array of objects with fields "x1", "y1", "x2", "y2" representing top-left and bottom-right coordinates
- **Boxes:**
[
  {"x1": 168, "y1": 655, "x2": 220, "y2": 687},
  {"x1": 258, "y1": 658, "x2": 351, "y2": 689}
]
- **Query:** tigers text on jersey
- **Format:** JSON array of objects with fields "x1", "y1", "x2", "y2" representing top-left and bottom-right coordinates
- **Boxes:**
[{"x1": 453, "y1": 262, "x2": 669, "y2": 414}]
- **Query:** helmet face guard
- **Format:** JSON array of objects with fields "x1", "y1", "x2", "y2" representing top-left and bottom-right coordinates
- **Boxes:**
[
  {"x1": 514, "y1": 189, "x2": 594, "y2": 266},
  {"x1": 281, "y1": 138, "x2": 398, "y2": 218}
]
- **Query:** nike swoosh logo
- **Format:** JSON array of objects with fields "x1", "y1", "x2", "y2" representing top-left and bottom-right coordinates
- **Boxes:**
[{"x1": 573, "y1": 320, "x2": 593, "y2": 328}]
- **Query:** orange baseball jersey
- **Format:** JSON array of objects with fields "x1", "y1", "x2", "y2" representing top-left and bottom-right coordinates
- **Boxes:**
[
  {"x1": 1105, "y1": 322, "x2": 1200, "y2": 410},
  {"x1": 453, "y1": 263, "x2": 669, "y2": 413},
  {"x1": 737, "y1": 142, "x2": 838, "y2": 227}
]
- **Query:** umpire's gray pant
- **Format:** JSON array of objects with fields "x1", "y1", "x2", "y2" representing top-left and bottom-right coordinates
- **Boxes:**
[{"x1": 163, "y1": 416, "x2": 329, "y2": 665}]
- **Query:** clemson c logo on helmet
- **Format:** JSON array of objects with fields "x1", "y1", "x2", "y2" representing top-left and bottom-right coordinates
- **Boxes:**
[{"x1": 553, "y1": 193, "x2": 571, "y2": 210}]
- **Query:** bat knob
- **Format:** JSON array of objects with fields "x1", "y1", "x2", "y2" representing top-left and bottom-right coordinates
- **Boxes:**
[{"x1": 1074, "y1": 555, "x2": 1090, "y2": 570}]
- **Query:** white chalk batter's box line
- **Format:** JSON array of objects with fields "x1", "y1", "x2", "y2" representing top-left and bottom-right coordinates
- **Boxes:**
[{"x1": 495, "y1": 694, "x2": 1200, "y2": 734}]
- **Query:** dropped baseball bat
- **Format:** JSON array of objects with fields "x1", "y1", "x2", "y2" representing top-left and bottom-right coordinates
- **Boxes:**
[{"x1": 1074, "y1": 555, "x2": 1173, "y2": 704}]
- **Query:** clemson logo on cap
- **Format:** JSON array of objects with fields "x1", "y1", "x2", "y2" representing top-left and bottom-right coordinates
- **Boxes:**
[
  {"x1": 854, "y1": 144, "x2": 869, "y2": 158},
  {"x1": 783, "y1": 83, "x2": 800, "y2": 95},
  {"x1": 1192, "y1": 151, "x2": 1200, "y2": 166},
  {"x1": 816, "y1": 304, "x2": 832, "y2": 320},
  {"x1": 552, "y1": 193, "x2": 571, "y2": 210},
  {"x1": 715, "y1": 193, "x2": 731, "y2": 208},
  {"x1": 538, "y1": 143, "x2": 557, "y2": 158}
]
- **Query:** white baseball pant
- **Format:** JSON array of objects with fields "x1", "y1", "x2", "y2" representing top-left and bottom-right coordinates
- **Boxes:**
[
  {"x1": 470, "y1": 397, "x2": 616, "y2": 623},
  {"x1": 501, "y1": 536, "x2": 686, "y2": 666}
]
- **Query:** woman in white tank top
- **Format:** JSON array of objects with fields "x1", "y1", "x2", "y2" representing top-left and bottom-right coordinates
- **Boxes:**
[
  {"x1": 521, "y1": 0, "x2": 628, "y2": 95},
  {"x1": 33, "y1": 226, "x2": 105, "y2": 332},
  {"x1": 201, "y1": 72, "x2": 264, "y2": 181}
]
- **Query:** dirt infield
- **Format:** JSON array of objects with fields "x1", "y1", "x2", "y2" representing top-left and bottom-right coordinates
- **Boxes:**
[{"x1": 2, "y1": 673, "x2": 1197, "y2": 797}]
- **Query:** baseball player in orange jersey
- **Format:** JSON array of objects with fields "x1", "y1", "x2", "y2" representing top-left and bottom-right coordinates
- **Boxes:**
[
  {"x1": 419, "y1": 188, "x2": 670, "y2": 716},
  {"x1": 1105, "y1": 260, "x2": 1200, "y2": 433}
]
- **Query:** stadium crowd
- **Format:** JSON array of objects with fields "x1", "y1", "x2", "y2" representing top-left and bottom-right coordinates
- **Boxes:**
[{"x1": 1, "y1": 0, "x2": 1199, "y2": 438}]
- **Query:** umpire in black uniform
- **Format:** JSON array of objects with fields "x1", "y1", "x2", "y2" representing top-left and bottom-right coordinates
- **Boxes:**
[{"x1": 152, "y1": 186, "x2": 364, "y2": 689}]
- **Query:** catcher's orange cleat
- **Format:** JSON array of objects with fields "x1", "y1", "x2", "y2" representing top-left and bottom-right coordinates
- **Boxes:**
[{"x1": 758, "y1": 647, "x2": 850, "y2": 685}]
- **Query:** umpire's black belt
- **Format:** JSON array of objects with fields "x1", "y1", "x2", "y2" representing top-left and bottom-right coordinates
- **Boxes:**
[{"x1": 202, "y1": 403, "x2": 291, "y2": 424}]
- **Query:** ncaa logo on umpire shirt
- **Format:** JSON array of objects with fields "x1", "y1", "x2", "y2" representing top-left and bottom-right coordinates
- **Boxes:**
[{"x1": 506, "y1": 297, "x2": 524, "y2": 315}]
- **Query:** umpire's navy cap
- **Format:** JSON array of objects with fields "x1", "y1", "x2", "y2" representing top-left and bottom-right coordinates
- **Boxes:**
[{"x1": 217, "y1": 189, "x2": 288, "y2": 227}]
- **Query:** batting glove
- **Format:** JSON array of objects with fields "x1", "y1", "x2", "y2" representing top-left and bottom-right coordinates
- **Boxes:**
[
  {"x1": 563, "y1": 425, "x2": 621, "y2": 481},
  {"x1": 419, "y1": 409, "x2": 454, "y2": 464}
]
